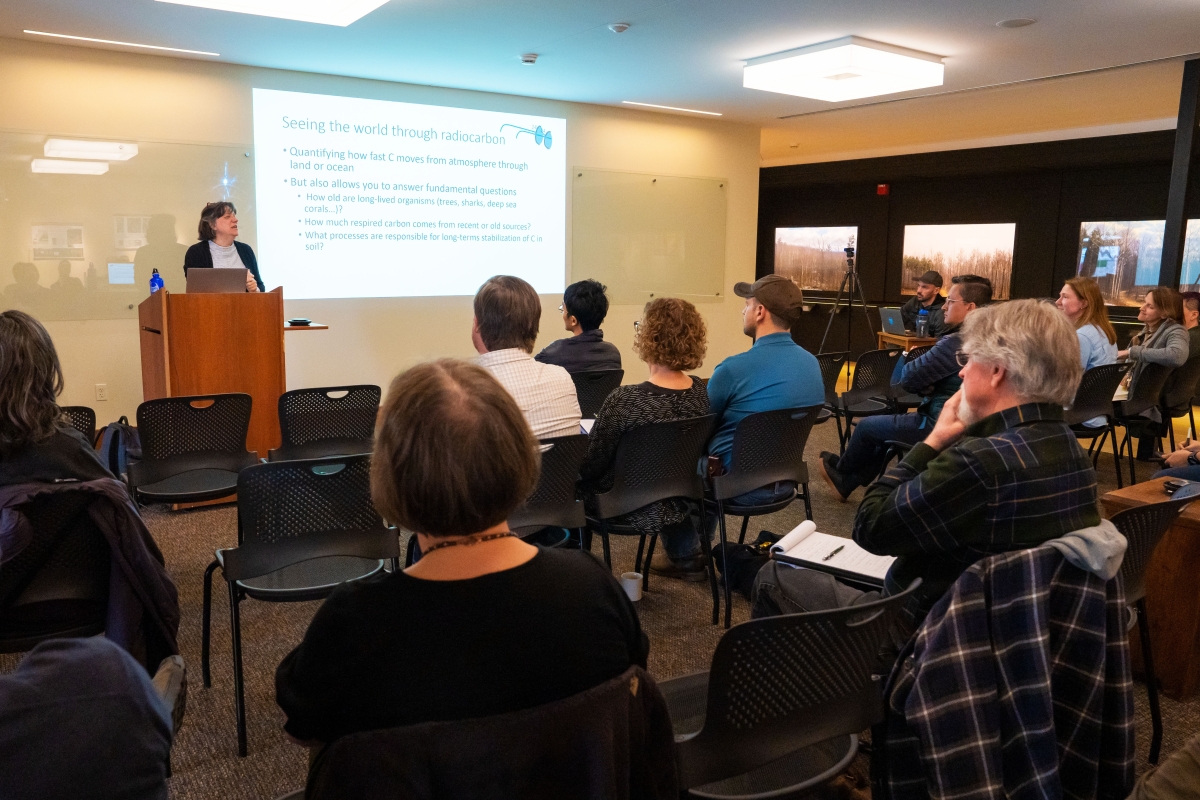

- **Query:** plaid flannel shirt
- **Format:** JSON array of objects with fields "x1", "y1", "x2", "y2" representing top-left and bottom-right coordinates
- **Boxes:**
[
  {"x1": 854, "y1": 402, "x2": 1100, "y2": 626},
  {"x1": 881, "y1": 545, "x2": 1134, "y2": 800}
]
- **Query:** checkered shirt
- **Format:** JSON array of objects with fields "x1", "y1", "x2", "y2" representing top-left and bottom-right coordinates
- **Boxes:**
[
  {"x1": 881, "y1": 545, "x2": 1135, "y2": 800},
  {"x1": 476, "y1": 349, "x2": 581, "y2": 440}
]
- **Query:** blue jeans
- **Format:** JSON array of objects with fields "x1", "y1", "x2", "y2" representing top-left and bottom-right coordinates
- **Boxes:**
[
  {"x1": 1153, "y1": 465, "x2": 1200, "y2": 481},
  {"x1": 659, "y1": 482, "x2": 796, "y2": 561},
  {"x1": 838, "y1": 413, "x2": 929, "y2": 486}
]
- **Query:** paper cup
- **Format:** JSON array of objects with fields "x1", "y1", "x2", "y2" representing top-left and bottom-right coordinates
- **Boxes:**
[{"x1": 620, "y1": 571, "x2": 643, "y2": 602}]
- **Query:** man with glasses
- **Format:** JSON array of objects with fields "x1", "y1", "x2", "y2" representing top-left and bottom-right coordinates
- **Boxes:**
[
  {"x1": 755, "y1": 298, "x2": 1097, "y2": 631},
  {"x1": 535, "y1": 279, "x2": 622, "y2": 373},
  {"x1": 820, "y1": 275, "x2": 993, "y2": 501}
]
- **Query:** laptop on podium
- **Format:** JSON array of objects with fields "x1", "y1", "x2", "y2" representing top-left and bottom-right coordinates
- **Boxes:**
[{"x1": 186, "y1": 268, "x2": 248, "y2": 293}]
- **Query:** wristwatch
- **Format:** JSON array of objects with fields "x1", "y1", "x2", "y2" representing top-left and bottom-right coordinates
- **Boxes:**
[{"x1": 1188, "y1": 452, "x2": 1199, "y2": 466}]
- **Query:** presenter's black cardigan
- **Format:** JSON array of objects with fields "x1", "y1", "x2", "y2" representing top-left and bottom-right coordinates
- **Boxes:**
[{"x1": 183, "y1": 240, "x2": 266, "y2": 291}]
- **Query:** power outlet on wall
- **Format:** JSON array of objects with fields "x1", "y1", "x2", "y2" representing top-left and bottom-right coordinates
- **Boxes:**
[{"x1": 95, "y1": 384, "x2": 108, "y2": 401}]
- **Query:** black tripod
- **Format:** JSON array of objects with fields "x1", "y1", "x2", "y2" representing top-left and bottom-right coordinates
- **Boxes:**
[{"x1": 818, "y1": 245, "x2": 874, "y2": 355}]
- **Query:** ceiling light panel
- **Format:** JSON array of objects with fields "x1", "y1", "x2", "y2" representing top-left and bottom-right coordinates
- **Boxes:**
[
  {"x1": 155, "y1": 0, "x2": 391, "y2": 27},
  {"x1": 44, "y1": 139, "x2": 138, "y2": 160},
  {"x1": 31, "y1": 159, "x2": 109, "y2": 175},
  {"x1": 744, "y1": 36, "x2": 944, "y2": 102}
]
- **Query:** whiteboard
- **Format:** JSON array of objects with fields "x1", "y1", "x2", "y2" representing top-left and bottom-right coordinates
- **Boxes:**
[{"x1": 571, "y1": 168, "x2": 727, "y2": 305}]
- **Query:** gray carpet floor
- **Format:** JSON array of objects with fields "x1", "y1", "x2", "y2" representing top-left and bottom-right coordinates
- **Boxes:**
[{"x1": 4, "y1": 419, "x2": 1198, "y2": 799}]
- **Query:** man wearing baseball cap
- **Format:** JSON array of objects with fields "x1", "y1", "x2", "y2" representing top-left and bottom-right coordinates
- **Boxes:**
[
  {"x1": 901, "y1": 270, "x2": 945, "y2": 332},
  {"x1": 651, "y1": 274, "x2": 824, "y2": 581}
]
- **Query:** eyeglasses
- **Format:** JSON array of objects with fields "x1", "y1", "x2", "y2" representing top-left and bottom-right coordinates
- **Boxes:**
[
  {"x1": 633, "y1": 320, "x2": 640, "y2": 332},
  {"x1": 955, "y1": 349, "x2": 971, "y2": 367},
  {"x1": 558, "y1": 304, "x2": 564, "y2": 312}
]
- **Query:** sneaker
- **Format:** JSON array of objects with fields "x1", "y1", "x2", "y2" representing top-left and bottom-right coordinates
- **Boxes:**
[
  {"x1": 819, "y1": 453, "x2": 857, "y2": 503},
  {"x1": 649, "y1": 551, "x2": 708, "y2": 582}
]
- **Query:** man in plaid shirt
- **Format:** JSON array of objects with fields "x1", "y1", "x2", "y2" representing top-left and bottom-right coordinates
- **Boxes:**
[
  {"x1": 854, "y1": 298, "x2": 1098, "y2": 628},
  {"x1": 753, "y1": 299, "x2": 1097, "y2": 627}
]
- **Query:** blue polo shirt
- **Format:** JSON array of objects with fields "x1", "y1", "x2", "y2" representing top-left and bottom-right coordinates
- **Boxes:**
[{"x1": 707, "y1": 332, "x2": 824, "y2": 468}]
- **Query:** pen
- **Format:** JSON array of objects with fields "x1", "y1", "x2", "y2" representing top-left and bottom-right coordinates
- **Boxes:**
[{"x1": 822, "y1": 545, "x2": 844, "y2": 562}]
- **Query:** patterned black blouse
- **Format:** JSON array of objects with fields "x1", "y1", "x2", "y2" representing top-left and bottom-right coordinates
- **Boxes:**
[{"x1": 579, "y1": 378, "x2": 710, "y2": 531}]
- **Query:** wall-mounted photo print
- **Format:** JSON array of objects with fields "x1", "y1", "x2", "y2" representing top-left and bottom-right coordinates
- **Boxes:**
[
  {"x1": 773, "y1": 226, "x2": 857, "y2": 293},
  {"x1": 1176, "y1": 220, "x2": 1200, "y2": 293},
  {"x1": 901, "y1": 223, "x2": 1014, "y2": 300},
  {"x1": 1077, "y1": 221, "x2": 1165, "y2": 306}
]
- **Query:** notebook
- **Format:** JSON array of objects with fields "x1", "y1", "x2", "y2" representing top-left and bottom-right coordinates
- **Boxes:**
[{"x1": 769, "y1": 520, "x2": 896, "y2": 586}]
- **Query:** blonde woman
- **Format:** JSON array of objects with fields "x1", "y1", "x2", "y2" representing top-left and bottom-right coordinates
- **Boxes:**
[{"x1": 1056, "y1": 277, "x2": 1117, "y2": 370}]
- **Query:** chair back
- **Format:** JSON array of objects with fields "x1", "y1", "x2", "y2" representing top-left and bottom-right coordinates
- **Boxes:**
[
  {"x1": 130, "y1": 393, "x2": 255, "y2": 488},
  {"x1": 675, "y1": 580, "x2": 921, "y2": 789},
  {"x1": 1111, "y1": 483, "x2": 1200, "y2": 604},
  {"x1": 815, "y1": 352, "x2": 848, "y2": 405},
  {"x1": 849, "y1": 348, "x2": 902, "y2": 395},
  {"x1": 0, "y1": 492, "x2": 110, "y2": 653},
  {"x1": 1065, "y1": 363, "x2": 1132, "y2": 425},
  {"x1": 905, "y1": 344, "x2": 934, "y2": 361},
  {"x1": 571, "y1": 370, "x2": 624, "y2": 418},
  {"x1": 711, "y1": 406, "x2": 821, "y2": 501},
  {"x1": 509, "y1": 435, "x2": 589, "y2": 531},
  {"x1": 593, "y1": 415, "x2": 715, "y2": 521},
  {"x1": 304, "y1": 665, "x2": 677, "y2": 800},
  {"x1": 271, "y1": 385, "x2": 380, "y2": 462},
  {"x1": 237, "y1": 454, "x2": 384, "y2": 547},
  {"x1": 1123, "y1": 362, "x2": 1173, "y2": 418},
  {"x1": 60, "y1": 406, "x2": 97, "y2": 445},
  {"x1": 1161, "y1": 356, "x2": 1200, "y2": 412}
]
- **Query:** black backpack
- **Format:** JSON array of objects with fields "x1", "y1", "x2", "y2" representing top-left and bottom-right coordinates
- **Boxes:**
[{"x1": 97, "y1": 416, "x2": 142, "y2": 479}]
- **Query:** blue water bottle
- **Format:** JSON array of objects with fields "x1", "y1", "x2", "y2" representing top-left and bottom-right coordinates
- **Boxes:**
[
  {"x1": 915, "y1": 308, "x2": 929, "y2": 337},
  {"x1": 149, "y1": 268, "x2": 164, "y2": 294}
]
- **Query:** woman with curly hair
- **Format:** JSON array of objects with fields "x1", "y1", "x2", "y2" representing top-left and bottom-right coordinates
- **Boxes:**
[
  {"x1": 0, "y1": 310, "x2": 110, "y2": 485},
  {"x1": 578, "y1": 298, "x2": 709, "y2": 577}
]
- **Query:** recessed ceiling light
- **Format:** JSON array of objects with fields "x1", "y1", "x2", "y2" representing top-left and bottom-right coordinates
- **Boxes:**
[
  {"x1": 24, "y1": 30, "x2": 219, "y2": 56},
  {"x1": 31, "y1": 159, "x2": 109, "y2": 175},
  {"x1": 608, "y1": 22, "x2": 630, "y2": 33},
  {"x1": 520, "y1": 53, "x2": 539, "y2": 65},
  {"x1": 155, "y1": 0, "x2": 389, "y2": 26},
  {"x1": 743, "y1": 36, "x2": 944, "y2": 102},
  {"x1": 996, "y1": 18, "x2": 1036, "y2": 28},
  {"x1": 45, "y1": 139, "x2": 138, "y2": 161},
  {"x1": 621, "y1": 101, "x2": 722, "y2": 116}
]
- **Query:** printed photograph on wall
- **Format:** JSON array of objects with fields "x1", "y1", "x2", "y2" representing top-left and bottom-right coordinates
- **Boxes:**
[
  {"x1": 1176, "y1": 220, "x2": 1200, "y2": 292},
  {"x1": 901, "y1": 223, "x2": 1015, "y2": 300},
  {"x1": 1077, "y1": 220, "x2": 1165, "y2": 306},
  {"x1": 773, "y1": 226, "x2": 857, "y2": 292}
]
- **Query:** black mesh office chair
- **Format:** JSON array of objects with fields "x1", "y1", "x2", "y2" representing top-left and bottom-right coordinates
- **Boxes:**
[
  {"x1": 60, "y1": 405, "x2": 97, "y2": 446},
  {"x1": 1110, "y1": 483, "x2": 1200, "y2": 765},
  {"x1": 128, "y1": 393, "x2": 258, "y2": 506},
  {"x1": 1065, "y1": 363, "x2": 1132, "y2": 488},
  {"x1": 659, "y1": 579, "x2": 921, "y2": 797},
  {"x1": 1159, "y1": 357, "x2": 1200, "y2": 451},
  {"x1": 585, "y1": 416, "x2": 717, "y2": 619},
  {"x1": 706, "y1": 406, "x2": 821, "y2": 628},
  {"x1": 838, "y1": 349, "x2": 902, "y2": 453},
  {"x1": 815, "y1": 351, "x2": 848, "y2": 437},
  {"x1": 268, "y1": 385, "x2": 380, "y2": 462},
  {"x1": 1113, "y1": 363, "x2": 1174, "y2": 485},
  {"x1": 508, "y1": 434, "x2": 589, "y2": 548},
  {"x1": 571, "y1": 370, "x2": 624, "y2": 418},
  {"x1": 889, "y1": 345, "x2": 934, "y2": 413},
  {"x1": 201, "y1": 454, "x2": 399, "y2": 756},
  {"x1": 0, "y1": 492, "x2": 109, "y2": 653}
]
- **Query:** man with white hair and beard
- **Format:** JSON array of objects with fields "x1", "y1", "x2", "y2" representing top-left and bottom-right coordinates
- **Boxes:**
[{"x1": 752, "y1": 299, "x2": 1099, "y2": 632}]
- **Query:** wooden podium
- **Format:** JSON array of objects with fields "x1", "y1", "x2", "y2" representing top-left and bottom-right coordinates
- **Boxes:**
[{"x1": 138, "y1": 287, "x2": 288, "y2": 457}]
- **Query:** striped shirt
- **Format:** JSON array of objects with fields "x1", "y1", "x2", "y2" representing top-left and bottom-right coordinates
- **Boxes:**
[
  {"x1": 854, "y1": 402, "x2": 1100, "y2": 625},
  {"x1": 476, "y1": 349, "x2": 581, "y2": 440}
]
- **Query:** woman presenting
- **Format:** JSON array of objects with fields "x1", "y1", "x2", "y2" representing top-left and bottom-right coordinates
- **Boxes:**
[{"x1": 182, "y1": 201, "x2": 265, "y2": 292}]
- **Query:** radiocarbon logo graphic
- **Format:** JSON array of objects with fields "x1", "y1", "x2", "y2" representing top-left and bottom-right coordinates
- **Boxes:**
[{"x1": 500, "y1": 124, "x2": 553, "y2": 149}]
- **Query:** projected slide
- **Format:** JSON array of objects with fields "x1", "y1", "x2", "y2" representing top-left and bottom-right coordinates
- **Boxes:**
[{"x1": 253, "y1": 88, "x2": 566, "y2": 299}]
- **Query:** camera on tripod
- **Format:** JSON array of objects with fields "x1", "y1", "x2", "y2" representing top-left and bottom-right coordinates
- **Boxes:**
[{"x1": 844, "y1": 246, "x2": 855, "y2": 269}]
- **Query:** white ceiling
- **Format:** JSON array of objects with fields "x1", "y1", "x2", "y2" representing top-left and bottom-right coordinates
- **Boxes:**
[{"x1": 3, "y1": 0, "x2": 1200, "y2": 124}]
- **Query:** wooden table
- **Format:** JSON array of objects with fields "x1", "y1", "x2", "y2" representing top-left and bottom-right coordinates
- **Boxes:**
[
  {"x1": 877, "y1": 331, "x2": 938, "y2": 351},
  {"x1": 1101, "y1": 477, "x2": 1200, "y2": 699}
]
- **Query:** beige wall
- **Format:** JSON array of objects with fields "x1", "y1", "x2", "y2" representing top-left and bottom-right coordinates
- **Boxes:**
[
  {"x1": 0, "y1": 38, "x2": 760, "y2": 420},
  {"x1": 762, "y1": 58, "x2": 1185, "y2": 166}
]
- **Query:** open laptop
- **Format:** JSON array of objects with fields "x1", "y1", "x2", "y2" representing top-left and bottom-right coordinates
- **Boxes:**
[
  {"x1": 878, "y1": 306, "x2": 908, "y2": 335},
  {"x1": 186, "y1": 268, "x2": 248, "y2": 294}
]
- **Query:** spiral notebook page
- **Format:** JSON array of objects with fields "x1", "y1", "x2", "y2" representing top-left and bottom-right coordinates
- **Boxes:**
[{"x1": 770, "y1": 521, "x2": 895, "y2": 582}]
